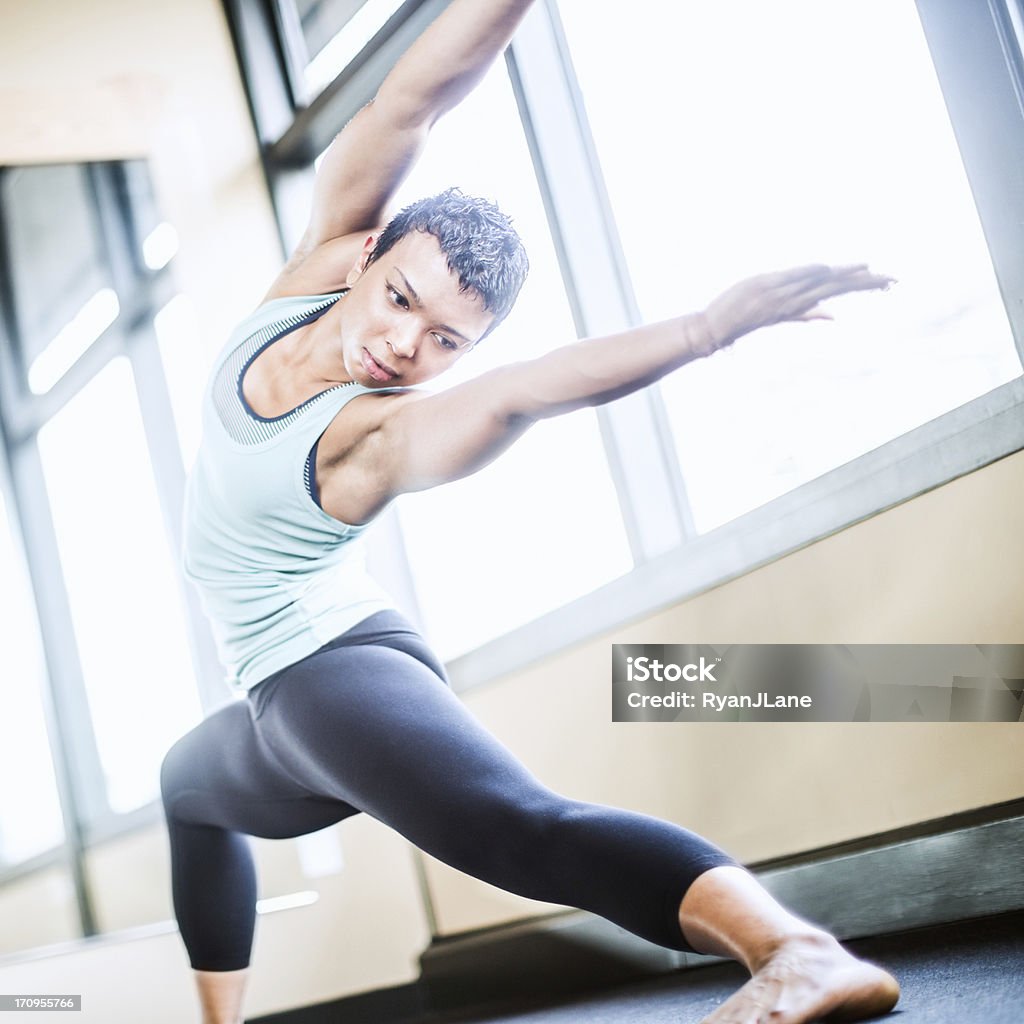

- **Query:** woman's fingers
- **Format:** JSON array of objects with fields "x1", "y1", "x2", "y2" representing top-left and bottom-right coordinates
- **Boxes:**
[
  {"x1": 765, "y1": 264, "x2": 834, "y2": 288},
  {"x1": 777, "y1": 264, "x2": 888, "y2": 287},
  {"x1": 767, "y1": 263, "x2": 869, "y2": 287},
  {"x1": 779, "y1": 268, "x2": 893, "y2": 323},
  {"x1": 767, "y1": 266, "x2": 891, "y2": 315},
  {"x1": 793, "y1": 272, "x2": 894, "y2": 307},
  {"x1": 704, "y1": 262, "x2": 892, "y2": 346}
]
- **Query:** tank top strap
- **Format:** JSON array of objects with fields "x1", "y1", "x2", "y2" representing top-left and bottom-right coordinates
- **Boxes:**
[{"x1": 210, "y1": 293, "x2": 347, "y2": 447}]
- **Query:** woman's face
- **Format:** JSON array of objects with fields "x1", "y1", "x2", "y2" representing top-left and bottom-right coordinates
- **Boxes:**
[{"x1": 338, "y1": 230, "x2": 495, "y2": 389}]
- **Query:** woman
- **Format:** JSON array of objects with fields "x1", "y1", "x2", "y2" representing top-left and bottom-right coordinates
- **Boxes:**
[{"x1": 160, "y1": 2, "x2": 900, "y2": 1022}]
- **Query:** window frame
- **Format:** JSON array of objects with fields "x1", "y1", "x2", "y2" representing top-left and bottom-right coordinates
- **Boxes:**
[
  {"x1": 224, "y1": 0, "x2": 1024, "y2": 692},
  {"x1": 0, "y1": 160, "x2": 225, "y2": 933}
]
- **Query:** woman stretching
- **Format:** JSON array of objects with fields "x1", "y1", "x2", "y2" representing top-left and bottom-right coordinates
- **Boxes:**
[{"x1": 160, "y1": 2, "x2": 901, "y2": 1022}]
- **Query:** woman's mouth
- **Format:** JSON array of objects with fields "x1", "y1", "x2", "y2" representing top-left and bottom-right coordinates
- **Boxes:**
[{"x1": 361, "y1": 347, "x2": 398, "y2": 383}]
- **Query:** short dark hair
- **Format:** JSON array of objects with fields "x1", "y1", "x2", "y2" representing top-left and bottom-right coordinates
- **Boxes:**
[{"x1": 366, "y1": 187, "x2": 529, "y2": 337}]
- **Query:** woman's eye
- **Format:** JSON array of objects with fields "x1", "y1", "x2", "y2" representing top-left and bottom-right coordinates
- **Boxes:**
[
  {"x1": 435, "y1": 335, "x2": 458, "y2": 351},
  {"x1": 388, "y1": 287, "x2": 409, "y2": 309}
]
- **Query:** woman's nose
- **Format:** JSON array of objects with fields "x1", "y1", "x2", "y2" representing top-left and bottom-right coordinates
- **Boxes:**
[{"x1": 387, "y1": 328, "x2": 418, "y2": 359}]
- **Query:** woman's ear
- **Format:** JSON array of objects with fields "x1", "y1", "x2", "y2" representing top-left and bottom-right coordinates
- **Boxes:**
[{"x1": 345, "y1": 234, "x2": 377, "y2": 286}]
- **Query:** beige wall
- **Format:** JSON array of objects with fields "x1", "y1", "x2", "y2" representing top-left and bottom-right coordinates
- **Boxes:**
[
  {"x1": 0, "y1": 868, "x2": 80, "y2": 953},
  {"x1": 2, "y1": 0, "x2": 283, "y2": 338},
  {"x1": 1, "y1": 0, "x2": 1022, "y2": 1019}
]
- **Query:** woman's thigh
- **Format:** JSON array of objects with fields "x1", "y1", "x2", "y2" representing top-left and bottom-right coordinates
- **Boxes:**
[
  {"x1": 160, "y1": 697, "x2": 361, "y2": 839},
  {"x1": 254, "y1": 632, "x2": 557, "y2": 860}
]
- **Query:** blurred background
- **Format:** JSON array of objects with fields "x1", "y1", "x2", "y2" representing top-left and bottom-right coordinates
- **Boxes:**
[{"x1": 0, "y1": 0, "x2": 1022, "y2": 1020}]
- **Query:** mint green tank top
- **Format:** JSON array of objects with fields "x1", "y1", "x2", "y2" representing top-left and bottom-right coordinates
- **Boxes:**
[{"x1": 182, "y1": 292, "x2": 401, "y2": 691}]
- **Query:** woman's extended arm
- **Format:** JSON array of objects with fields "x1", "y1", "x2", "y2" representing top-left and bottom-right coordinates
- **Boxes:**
[{"x1": 346, "y1": 263, "x2": 892, "y2": 507}]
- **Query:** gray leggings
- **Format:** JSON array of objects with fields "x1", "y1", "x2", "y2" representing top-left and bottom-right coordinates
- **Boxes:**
[{"x1": 159, "y1": 610, "x2": 739, "y2": 970}]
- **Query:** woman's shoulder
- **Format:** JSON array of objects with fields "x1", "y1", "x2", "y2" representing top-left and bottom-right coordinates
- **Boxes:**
[
  {"x1": 242, "y1": 290, "x2": 347, "y2": 331},
  {"x1": 219, "y1": 290, "x2": 346, "y2": 354}
]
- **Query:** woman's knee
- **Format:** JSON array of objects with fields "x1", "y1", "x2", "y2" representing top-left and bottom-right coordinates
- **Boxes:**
[
  {"x1": 518, "y1": 795, "x2": 593, "y2": 851},
  {"x1": 457, "y1": 786, "x2": 577, "y2": 868}
]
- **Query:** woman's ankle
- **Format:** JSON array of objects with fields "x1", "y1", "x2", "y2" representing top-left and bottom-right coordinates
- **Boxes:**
[
  {"x1": 743, "y1": 924, "x2": 840, "y2": 974},
  {"x1": 195, "y1": 967, "x2": 249, "y2": 1024},
  {"x1": 678, "y1": 865, "x2": 833, "y2": 972}
]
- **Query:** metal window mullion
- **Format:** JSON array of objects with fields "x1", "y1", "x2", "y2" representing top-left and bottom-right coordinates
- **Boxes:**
[
  {"x1": 4, "y1": 329, "x2": 126, "y2": 442},
  {"x1": 233, "y1": 0, "x2": 455, "y2": 255},
  {"x1": 3, "y1": 308, "x2": 178, "y2": 443},
  {"x1": 267, "y1": 0, "x2": 446, "y2": 166},
  {"x1": 223, "y1": 0, "x2": 300, "y2": 146},
  {"x1": 86, "y1": 164, "x2": 139, "y2": 300},
  {"x1": 3, "y1": 437, "x2": 103, "y2": 936},
  {"x1": 0, "y1": 170, "x2": 101, "y2": 936},
  {"x1": 548, "y1": 2, "x2": 699, "y2": 542},
  {"x1": 0, "y1": 409, "x2": 96, "y2": 935},
  {"x1": 506, "y1": 0, "x2": 693, "y2": 563},
  {"x1": 266, "y1": 163, "x2": 317, "y2": 260},
  {"x1": 261, "y1": 0, "x2": 452, "y2": 254},
  {"x1": 91, "y1": 163, "x2": 229, "y2": 713},
  {"x1": 0, "y1": 172, "x2": 34, "y2": 439},
  {"x1": 990, "y1": 0, "x2": 1024, "y2": 126},
  {"x1": 272, "y1": 0, "x2": 315, "y2": 108},
  {"x1": 917, "y1": 0, "x2": 1024, "y2": 363},
  {"x1": 126, "y1": 325, "x2": 228, "y2": 714}
]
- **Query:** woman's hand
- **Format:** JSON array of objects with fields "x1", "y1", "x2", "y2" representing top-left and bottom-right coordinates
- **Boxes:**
[{"x1": 698, "y1": 264, "x2": 894, "y2": 355}]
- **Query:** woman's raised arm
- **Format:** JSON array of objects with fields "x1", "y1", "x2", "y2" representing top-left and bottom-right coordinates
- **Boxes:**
[{"x1": 289, "y1": 0, "x2": 536, "y2": 260}]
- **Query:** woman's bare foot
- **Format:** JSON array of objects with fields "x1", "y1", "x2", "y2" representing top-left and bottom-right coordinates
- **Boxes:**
[
  {"x1": 677, "y1": 866, "x2": 899, "y2": 1023},
  {"x1": 699, "y1": 930, "x2": 900, "y2": 1024}
]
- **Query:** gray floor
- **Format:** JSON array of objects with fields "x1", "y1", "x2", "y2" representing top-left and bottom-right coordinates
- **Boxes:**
[
  {"x1": 437, "y1": 912, "x2": 1023, "y2": 1024},
  {"x1": 250, "y1": 911, "x2": 1023, "y2": 1024}
]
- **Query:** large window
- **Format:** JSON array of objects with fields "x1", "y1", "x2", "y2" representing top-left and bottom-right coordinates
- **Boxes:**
[
  {"x1": 558, "y1": 0, "x2": 1022, "y2": 532},
  {"x1": 0, "y1": 159, "x2": 219, "y2": 946},
  {"x1": 37, "y1": 357, "x2": 201, "y2": 814}
]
